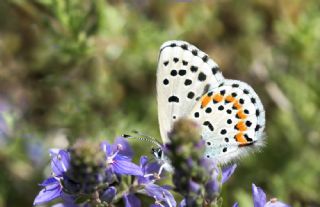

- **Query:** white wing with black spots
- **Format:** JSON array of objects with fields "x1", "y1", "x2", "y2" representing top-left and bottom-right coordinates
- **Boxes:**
[
  {"x1": 157, "y1": 40, "x2": 224, "y2": 143},
  {"x1": 156, "y1": 40, "x2": 266, "y2": 164}
]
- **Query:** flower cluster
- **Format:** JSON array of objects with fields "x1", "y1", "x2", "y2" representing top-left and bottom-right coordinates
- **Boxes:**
[
  {"x1": 165, "y1": 118, "x2": 236, "y2": 207},
  {"x1": 34, "y1": 119, "x2": 291, "y2": 207},
  {"x1": 34, "y1": 138, "x2": 174, "y2": 207}
]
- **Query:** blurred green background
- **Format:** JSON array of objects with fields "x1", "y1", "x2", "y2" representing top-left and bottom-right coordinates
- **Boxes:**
[{"x1": 0, "y1": 0, "x2": 319, "y2": 206}]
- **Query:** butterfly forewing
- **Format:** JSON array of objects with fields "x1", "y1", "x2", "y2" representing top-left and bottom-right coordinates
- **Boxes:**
[{"x1": 157, "y1": 40, "x2": 224, "y2": 143}]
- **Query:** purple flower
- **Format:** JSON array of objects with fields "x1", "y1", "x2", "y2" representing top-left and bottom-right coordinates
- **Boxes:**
[
  {"x1": 138, "y1": 156, "x2": 160, "y2": 184},
  {"x1": 34, "y1": 149, "x2": 70, "y2": 206},
  {"x1": 252, "y1": 183, "x2": 291, "y2": 207},
  {"x1": 124, "y1": 156, "x2": 176, "y2": 207},
  {"x1": 101, "y1": 138, "x2": 143, "y2": 176},
  {"x1": 139, "y1": 157, "x2": 176, "y2": 207}
]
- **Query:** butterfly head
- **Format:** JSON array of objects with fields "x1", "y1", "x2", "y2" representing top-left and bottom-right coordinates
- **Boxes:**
[{"x1": 151, "y1": 146, "x2": 164, "y2": 160}]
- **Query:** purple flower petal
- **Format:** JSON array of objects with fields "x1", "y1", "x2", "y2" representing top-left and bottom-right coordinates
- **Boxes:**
[
  {"x1": 50, "y1": 149, "x2": 70, "y2": 176},
  {"x1": 189, "y1": 180, "x2": 201, "y2": 194},
  {"x1": 114, "y1": 137, "x2": 134, "y2": 158},
  {"x1": 222, "y1": 164, "x2": 237, "y2": 184},
  {"x1": 101, "y1": 141, "x2": 113, "y2": 157},
  {"x1": 33, "y1": 182, "x2": 62, "y2": 205},
  {"x1": 40, "y1": 177, "x2": 58, "y2": 186},
  {"x1": 145, "y1": 183, "x2": 176, "y2": 207},
  {"x1": 101, "y1": 187, "x2": 117, "y2": 203},
  {"x1": 179, "y1": 199, "x2": 186, "y2": 207},
  {"x1": 265, "y1": 200, "x2": 291, "y2": 207},
  {"x1": 124, "y1": 194, "x2": 141, "y2": 207},
  {"x1": 113, "y1": 157, "x2": 143, "y2": 176},
  {"x1": 140, "y1": 156, "x2": 149, "y2": 170},
  {"x1": 233, "y1": 202, "x2": 239, "y2": 207},
  {"x1": 252, "y1": 183, "x2": 267, "y2": 207}
]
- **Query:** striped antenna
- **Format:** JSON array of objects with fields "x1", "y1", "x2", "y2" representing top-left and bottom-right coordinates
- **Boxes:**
[{"x1": 122, "y1": 131, "x2": 162, "y2": 148}]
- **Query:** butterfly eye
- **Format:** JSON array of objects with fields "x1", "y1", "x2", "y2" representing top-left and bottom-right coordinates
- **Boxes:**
[{"x1": 151, "y1": 147, "x2": 163, "y2": 159}]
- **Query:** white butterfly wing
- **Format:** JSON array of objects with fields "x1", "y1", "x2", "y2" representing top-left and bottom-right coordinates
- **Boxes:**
[
  {"x1": 188, "y1": 79, "x2": 265, "y2": 164},
  {"x1": 157, "y1": 40, "x2": 224, "y2": 143}
]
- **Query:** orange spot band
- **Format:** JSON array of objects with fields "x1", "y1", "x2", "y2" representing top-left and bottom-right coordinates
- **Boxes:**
[
  {"x1": 213, "y1": 94, "x2": 223, "y2": 103},
  {"x1": 237, "y1": 110, "x2": 247, "y2": 119},
  {"x1": 236, "y1": 121, "x2": 247, "y2": 131},
  {"x1": 225, "y1": 95, "x2": 235, "y2": 103},
  {"x1": 235, "y1": 133, "x2": 247, "y2": 144},
  {"x1": 201, "y1": 95, "x2": 212, "y2": 108}
]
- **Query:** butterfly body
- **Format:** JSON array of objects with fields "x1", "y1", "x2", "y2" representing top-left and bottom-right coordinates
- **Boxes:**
[{"x1": 157, "y1": 40, "x2": 265, "y2": 164}]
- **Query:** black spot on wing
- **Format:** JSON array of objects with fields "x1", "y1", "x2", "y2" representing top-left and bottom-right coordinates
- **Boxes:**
[
  {"x1": 203, "y1": 121, "x2": 214, "y2": 131},
  {"x1": 198, "y1": 72, "x2": 207, "y2": 81},
  {"x1": 212, "y1": 66, "x2": 219, "y2": 75},
  {"x1": 178, "y1": 70, "x2": 187, "y2": 76},
  {"x1": 168, "y1": 96, "x2": 179, "y2": 103},
  {"x1": 220, "y1": 129, "x2": 227, "y2": 135},
  {"x1": 191, "y1": 66, "x2": 198, "y2": 72},
  {"x1": 218, "y1": 105, "x2": 224, "y2": 110},
  {"x1": 202, "y1": 55, "x2": 208, "y2": 62},
  {"x1": 245, "y1": 121, "x2": 252, "y2": 127},
  {"x1": 181, "y1": 44, "x2": 188, "y2": 50},
  {"x1": 184, "y1": 79, "x2": 192, "y2": 86},
  {"x1": 192, "y1": 49, "x2": 198, "y2": 56},
  {"x1": 182, "y1": 60, "x2": 188, "y2": 66},
  {"x1": 171, "y1": 70, "x2": 177, "y2": 76},
  {"x1": 187, "y1": 92, "x2": 195, "y2": 99}
]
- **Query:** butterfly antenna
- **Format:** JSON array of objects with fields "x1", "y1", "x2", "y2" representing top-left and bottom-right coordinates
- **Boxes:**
[{"x1": 122, "y1": 131, "x2": 162, "y2": 148}]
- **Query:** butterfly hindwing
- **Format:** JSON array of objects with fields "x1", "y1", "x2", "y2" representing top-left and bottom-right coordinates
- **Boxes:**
[
  {"x1": 188, "y1": 79, "x2": 265, "y2": 164},
  {"x1": 157, "y1": 40, "x2": 224, "y2": 143}
]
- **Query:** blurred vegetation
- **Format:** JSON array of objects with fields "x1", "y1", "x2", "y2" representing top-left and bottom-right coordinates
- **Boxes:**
[{"x1": 0, "y1": 0, "x2": 319, "y2": 206}]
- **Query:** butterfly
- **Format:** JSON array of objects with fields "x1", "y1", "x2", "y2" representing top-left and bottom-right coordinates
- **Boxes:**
[{"x1": 155, "y1": 40, "x2": 265, "y2": 164}]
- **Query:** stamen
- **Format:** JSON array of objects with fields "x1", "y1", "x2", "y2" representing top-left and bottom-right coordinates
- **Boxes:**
[
  {"x1": 158, "y1": 164, "x2": 166, "y2": 176},
  {"x1": 143, "y1": 173, "x2": 155, "y2": 178},
  {"x1": 117, "y1": 144, "x2": 123, "y2": 151},
  {"x1": 107, "y1": 149, "x2": 120, "y2": 164}
]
